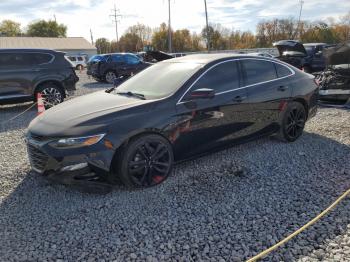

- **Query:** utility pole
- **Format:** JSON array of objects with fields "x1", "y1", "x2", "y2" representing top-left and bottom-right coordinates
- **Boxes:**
[
  {"x1": 204, "y1": 0, "x2": 210, "y2": 51},
  {"x1": 168, "y1": 0, "x2": 172, "y2": 53},
  {"x1": 295, "y1": 0, "x2": 304, "y2": 39},
  {"x1": 53, "y1": 14, "x2": 57, "y2": 23},
  {"x1": 110, "y1": 3, "x2": 122, "y2": 42},
  {"x1": 90, "y1": 28, "x2": 94, "y2": 45}
]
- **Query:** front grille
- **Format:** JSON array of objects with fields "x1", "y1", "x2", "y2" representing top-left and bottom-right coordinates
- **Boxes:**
[
  {"x1": 27, "y1": 144, "x2": 49, "y2": 173},
  {"x1": 29, "y1": 133, "x2": 47, "y2": 142}
]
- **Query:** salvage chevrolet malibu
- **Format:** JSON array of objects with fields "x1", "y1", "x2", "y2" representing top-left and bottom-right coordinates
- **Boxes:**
[{"x1": 26, "y1": 54, "x2": 318, "y2": 188}]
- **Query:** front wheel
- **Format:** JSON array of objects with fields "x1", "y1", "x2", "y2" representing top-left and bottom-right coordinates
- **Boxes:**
[
  {"x1": 277, "y1": 102, "x2": 306, "y2": 142},
  {"x1": 114, "y1": 134, "x2": 174, "y2": 188}
]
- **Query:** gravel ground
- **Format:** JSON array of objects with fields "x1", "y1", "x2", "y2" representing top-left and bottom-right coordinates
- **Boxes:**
[{"x1": 0, "y1": 72, "x2": 349, "y2": 261}]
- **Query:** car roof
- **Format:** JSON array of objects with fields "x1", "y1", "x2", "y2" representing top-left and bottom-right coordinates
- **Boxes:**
[
  {"x1": 162, "y1": 53, "x2": 274, "y2": 64},
  {"x1": 0, "y1": 48, "x2": 60, "y2": 53},
  {"x1": 303, "y1": 43, "x2": 327, "y2": 46}
]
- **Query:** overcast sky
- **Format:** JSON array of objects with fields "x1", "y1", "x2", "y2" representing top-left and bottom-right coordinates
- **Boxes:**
[{"x1": 0, "y1": 0, "x2": 349, "y2": 42}]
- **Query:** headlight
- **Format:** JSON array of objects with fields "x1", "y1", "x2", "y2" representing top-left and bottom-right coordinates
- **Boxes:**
[{"x1": 50, "y1": 134, "x2": 105, "y2": 148}]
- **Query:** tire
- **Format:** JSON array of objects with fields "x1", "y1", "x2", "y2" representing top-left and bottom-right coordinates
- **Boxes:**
[
  {"x1": 35, "y1": 83, "x2": 65, "y2": 109},
  {"x1": 277, "y1": 102, "x2": 306, "y2": 142},
  {"x1": 104, "y1": 71, "x2": 117, "y2": 84},
  {"x1": 113, "y1": 134, "x2": 174, "y2": 188}
]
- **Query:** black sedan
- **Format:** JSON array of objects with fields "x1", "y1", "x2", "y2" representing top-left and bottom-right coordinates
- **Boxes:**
[{"x1": 27, "y1": 54, "x2": 318, "y2": 188}]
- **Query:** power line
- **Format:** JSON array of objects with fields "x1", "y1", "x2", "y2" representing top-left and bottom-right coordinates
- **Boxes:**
[
  {"x1": 295, "y1": 0, "x2": 304, "y2": 39},
  {"x1": 204, "y1": 0, "x2": 210, "y2": 51},
  {"x1": 90, "y1": 28, "x2": 94, "y2": 45},
  {"x1": 110, "y1": 3, "x2": 122, "y2": 42}
]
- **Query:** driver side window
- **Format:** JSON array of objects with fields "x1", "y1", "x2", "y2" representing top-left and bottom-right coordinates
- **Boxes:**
[{"x1": 187, "y1": 61, "x2": 240, "y2": 97}]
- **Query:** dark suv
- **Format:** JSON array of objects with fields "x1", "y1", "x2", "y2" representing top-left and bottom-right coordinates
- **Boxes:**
[
  {"x1": 87, "y1": 53, "x2": 150, "y2": 83},
  {"x1": 0, "y1": 49, "x2": 79, "y2": 107}
]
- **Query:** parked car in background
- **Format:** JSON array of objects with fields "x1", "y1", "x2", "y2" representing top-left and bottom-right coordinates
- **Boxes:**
[
  {"x1": 87, "y1": 53, "x2": 151, "y2": 83},
  {"x1": 315, "y1": 42, "x2": 350, "y2": 102},
  {"x1": 27, "y1": 54, "x2": 318, "y2": 188},
  {"x1": 273, "y1": 40, "x2": 328, "y2": 73},
  {"x1": 0, "y1": 49, "x2": 79, "y2": 108},
  {"x1": 67, "y1": 55, "x2": 87, "y2": 70}
]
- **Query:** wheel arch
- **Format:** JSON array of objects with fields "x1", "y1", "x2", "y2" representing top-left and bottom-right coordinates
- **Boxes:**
[
  {"x1": 34, "y1": 80, "x2": 65, "y2": 99},
  {"x1": 292, "y1": 98, "x2": 309, "y2": 119}
]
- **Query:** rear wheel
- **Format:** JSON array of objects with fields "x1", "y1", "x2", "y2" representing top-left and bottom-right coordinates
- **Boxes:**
[
  {"x1": 36, "y1": 83, "x2": 64, "y2": 109},
  {"x1": 277, "y1": 102, "x2": 306, "y2": 142},
  {"x1": 114, "y1": 134, "x2": 174, "y2": 188}
]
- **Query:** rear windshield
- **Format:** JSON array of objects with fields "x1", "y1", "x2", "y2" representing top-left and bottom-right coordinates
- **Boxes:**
[{"x1": 114, "y1": 62, "x2": 202, "y2": 100}]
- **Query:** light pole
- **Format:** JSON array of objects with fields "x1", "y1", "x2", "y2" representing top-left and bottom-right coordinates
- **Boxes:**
[
  {"x1": 168, "y1": 0, "x2": 172, "y2": 53},
  {"x1": 204, "y1": 0, "x2": 210, "y2": 51}
]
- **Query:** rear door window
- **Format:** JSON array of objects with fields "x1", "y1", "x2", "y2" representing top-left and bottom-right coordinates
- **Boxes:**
[
  {"x1": 241, "y1": 59, "x2": 277, "y2": 86},
  {"x1": 69, "y1": 56, "x2": 77, "y2": 61},
  {"x1": 77, "y1": 57, "x2": 84, "y2": 61},
  {"x1": 189, "y1": 61, "x2": 240, "y2": 95}
]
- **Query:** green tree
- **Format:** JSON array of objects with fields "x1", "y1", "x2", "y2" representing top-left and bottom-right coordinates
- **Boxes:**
[
  {"x1": 151, "y1": 23, "x2": 169, "y2": 51},
  {"x1": 95, "y1": 38, "x2": 111, "y2": 54},
  {"x1": 118, "y1": 33, "x2": 142, "y2": 52},
  {"x1": 27, "y1": 20, "x2": 67, "y2": 37},
  {"x1": 173, "y1": 29, "x2": 192, "y2": 52},
  {"x1": 0, "y1": 20, "x2": 21, "y2": 36}
]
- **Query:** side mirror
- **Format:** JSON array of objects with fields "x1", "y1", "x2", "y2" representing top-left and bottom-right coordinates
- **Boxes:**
[{"x1": 189, "y1": 88, "x2": 215, "y2": 100}]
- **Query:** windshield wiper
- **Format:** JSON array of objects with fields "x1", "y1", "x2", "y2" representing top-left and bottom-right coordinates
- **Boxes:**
[{"x1": 116, "y1": 91, "x2": 146, "y2": 100}]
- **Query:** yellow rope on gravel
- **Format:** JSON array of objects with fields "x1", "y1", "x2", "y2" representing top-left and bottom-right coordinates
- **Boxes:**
[{"x1": 247, "y1": 187, "x2": 350, "y2": 262}]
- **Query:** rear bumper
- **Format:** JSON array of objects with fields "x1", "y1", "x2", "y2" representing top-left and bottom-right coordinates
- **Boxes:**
[
  {"x1": 319, "y1": 89, "x2": 350, "y2": 101},
  {"x1": 62, "y1": 71, "x2": 79, "y2": 91}
]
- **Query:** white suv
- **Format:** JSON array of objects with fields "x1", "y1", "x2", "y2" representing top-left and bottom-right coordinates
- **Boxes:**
[{"x1": 67, "y1": 55, "x2": 87, "y2": 70}]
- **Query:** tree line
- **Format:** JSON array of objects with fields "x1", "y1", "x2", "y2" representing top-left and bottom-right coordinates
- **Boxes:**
[
  {"x1": 1, "y1": 11, "x2": 349, "y2": 53},
  {"x1": 95, "y1": 12, "x2": 350, "y2": 54},
  {"x1": 0, "y1": 19, "x2": 67, "y2": 37}
]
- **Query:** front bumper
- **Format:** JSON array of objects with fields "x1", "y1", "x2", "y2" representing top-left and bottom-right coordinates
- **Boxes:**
[{"x1": 26, "y1": 135, "x2": 114, "y2": 176}]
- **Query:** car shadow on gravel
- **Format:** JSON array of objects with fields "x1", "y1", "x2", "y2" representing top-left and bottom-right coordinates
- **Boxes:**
[{"x1": 0, "y1": 132, "x2": 349, "y2": 261}]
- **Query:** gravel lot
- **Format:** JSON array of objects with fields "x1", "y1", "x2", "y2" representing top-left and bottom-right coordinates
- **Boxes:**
[{"x1": 0, "y1": 72, "x2": 349, "y2": 261}]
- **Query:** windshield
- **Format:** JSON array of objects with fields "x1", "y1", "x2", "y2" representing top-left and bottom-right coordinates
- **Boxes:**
[{"x1": 114, "y1": 62, "x2": 202, "y2": 99}]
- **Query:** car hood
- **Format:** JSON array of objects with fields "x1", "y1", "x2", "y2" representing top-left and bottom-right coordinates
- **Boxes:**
[
  {"x1": 273, "y1": 40, "x2": 307, "y2": 57},
  {"x1": 28, "y1": 91, "x2": 153, "y2": 137}
]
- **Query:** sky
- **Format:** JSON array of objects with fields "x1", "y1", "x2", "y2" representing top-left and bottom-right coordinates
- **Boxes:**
[{"x1": 0, "y1": 0, "x2": 349, "y2": 42}]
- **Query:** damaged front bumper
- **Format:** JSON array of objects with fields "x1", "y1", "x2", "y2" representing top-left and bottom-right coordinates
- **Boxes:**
[{"x1": 26, "y1": 134, "x2": 115, "y2": 181}]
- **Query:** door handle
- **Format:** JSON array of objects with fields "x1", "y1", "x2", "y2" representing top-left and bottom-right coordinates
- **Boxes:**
[
  {"x1": 277, "y1": 86, "x2": 288, "y2": 91},
  {"x1": 232, "y1": 95, "x2": 246, "y2": 103}
]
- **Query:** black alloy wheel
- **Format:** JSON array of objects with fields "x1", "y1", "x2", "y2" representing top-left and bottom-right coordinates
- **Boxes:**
[
  {"x1": 279, "y1": 102, "x2": 306, "y2": 142},
  {"x1": 36, "y1": 84, "x2": 64, "y2": 109},
  {"x1": 116, "y1": 134, "x2": 174, "y2": 188}
]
